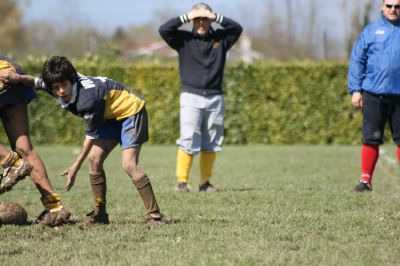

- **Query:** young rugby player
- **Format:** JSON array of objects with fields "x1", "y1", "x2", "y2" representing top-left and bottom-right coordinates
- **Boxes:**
[
  {"x1": 1, "y1": 56, "x2": 169, "y2": 227},
  {"x1": 0, "y1": 56, "x2": 70, "y2": 226}
]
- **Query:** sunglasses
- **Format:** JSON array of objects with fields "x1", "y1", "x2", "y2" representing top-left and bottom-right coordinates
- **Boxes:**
[{"x1": 385, "y1": 4, "x2": 400, "y2": 9}]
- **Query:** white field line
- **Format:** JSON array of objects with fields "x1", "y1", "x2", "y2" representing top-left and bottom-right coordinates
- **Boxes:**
[{"x1": 378, "y1": 148, "x2": 400, "y2": 195}]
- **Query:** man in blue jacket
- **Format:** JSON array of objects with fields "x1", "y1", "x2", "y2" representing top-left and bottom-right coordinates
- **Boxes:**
[
  {"x1": 348, "y1": 0, "x2": 400, "y2": 192},
  {"x1": 159, "y1": 3, "x2": 242, "y2": 192}
]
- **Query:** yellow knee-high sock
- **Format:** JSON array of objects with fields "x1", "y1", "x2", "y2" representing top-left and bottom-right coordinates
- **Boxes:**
[
  {"x1": 176, "y1": 149, "x2": 194, "y2": 183},
  {"x1": 200, "y1": 152, "x2": 216, "y2": 186}
]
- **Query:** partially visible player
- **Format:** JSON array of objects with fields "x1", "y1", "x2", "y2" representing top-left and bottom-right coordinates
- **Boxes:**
[
  {"x1": 1, "y1": 56, "x2": 170, "y2": 228},
  {"x1": 159, "y1": 3, "x2": 242, "y2": 192},
  {"x1": 0, "y1": 56, "x2": 70, "y2": 226}
]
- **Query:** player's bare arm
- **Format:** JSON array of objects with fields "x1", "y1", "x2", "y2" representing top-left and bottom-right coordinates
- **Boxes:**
[
  {"x1": 62, "y1": 138, "x2": 94, "y2": 191},
  {"x1": 0, "y1": 70, "x2": 35, "y2": 87}
]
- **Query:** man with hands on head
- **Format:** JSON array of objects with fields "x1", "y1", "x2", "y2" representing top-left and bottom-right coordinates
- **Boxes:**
[
  {"x1": 159, "y1": 3, "x2": 242, "y2": 193},
  {"x1": 348, "y1": 0, "x2": 400, "y2": 192}
]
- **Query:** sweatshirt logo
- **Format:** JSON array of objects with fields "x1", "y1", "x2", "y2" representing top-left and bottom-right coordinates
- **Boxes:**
[
  {"x1": 212, "y1": 42, "x2": 220, "y2": 49},
  {"x1": 375, "y1": 30, "x2": 385, "y2": 35}
]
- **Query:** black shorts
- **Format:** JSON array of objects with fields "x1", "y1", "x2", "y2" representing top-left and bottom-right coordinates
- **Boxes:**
[{"x1": 362, "y1": 91, "x2": 400, "y2": 145}]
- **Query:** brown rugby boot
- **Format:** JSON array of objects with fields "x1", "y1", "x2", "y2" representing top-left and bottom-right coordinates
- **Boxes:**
[
  {"x1": 0, "y1": 159, "x2": 32, "y2": 194},
  {"x1": 143, "y1": 213, "x2": 171, "y2": 229},
  {"x1": 36, "y1": 207, "x2": 71, "y2": 227},
  {"x1": 84, "y1": 210, "x2": 110, "y2": 225}
]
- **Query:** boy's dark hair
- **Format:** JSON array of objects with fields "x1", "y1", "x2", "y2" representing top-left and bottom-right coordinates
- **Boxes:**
[{"x1": 42, "y1": 56, "x2": 78, "y2": 90}]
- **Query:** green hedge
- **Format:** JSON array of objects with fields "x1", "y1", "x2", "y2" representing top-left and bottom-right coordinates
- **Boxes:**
[{"x1": 0, "y1": 59, "x2": 363, "y2": 145}]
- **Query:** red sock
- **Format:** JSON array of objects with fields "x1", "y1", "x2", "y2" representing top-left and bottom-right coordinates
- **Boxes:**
[
  {"x1": 397, "y1": 146, "x2": 400, "y2": 162},
  {"x1": 361, "y1": 144, "x2": 379, "y2": 184}
]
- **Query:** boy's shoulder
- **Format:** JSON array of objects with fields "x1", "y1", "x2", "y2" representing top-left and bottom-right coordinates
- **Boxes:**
[{"x1": 78, "y1": 74, "x2": 105, "y2": 90}]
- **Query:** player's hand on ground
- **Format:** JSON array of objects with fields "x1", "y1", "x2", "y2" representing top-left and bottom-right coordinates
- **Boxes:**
[
  {"x1": 351, "y1": 92, "x2": 363, "y2": 108},
  {"x1": 61, "y1": 165, "x2": 79, "y2": 191}
]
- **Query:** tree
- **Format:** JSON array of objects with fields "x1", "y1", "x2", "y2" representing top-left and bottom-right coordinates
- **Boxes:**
[{"x1": 0, "y1": 0, "x2": 24, "y2": 54}]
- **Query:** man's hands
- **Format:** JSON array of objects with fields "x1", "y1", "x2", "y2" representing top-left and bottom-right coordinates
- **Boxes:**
[
  {"x1": 351, "y1": 92, "x2": 363, "y2": 108},
  {"x1": 187, "y1": 8, "x2": 216, "y2": 21}
]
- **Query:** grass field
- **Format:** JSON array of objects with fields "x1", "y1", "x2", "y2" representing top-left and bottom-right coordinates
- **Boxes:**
[{"x1": 1, "y1": 145, "x2": 400, "y2": 265}]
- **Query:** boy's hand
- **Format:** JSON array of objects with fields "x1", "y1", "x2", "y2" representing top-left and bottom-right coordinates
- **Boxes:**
[
  {"x1": 61, "y1": 164, "x2": 80, "y2": 191},
  {"x1": 0, "y1": 70, "x2": 19, "y2": 87}
]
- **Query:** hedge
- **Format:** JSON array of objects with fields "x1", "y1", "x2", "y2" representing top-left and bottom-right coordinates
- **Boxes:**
[{"x1": 0, "y1": 58, "x2": 364, "y2": 145}]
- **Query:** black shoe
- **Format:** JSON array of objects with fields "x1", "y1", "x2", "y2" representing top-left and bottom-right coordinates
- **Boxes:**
[
  {"x1": 199, "y1": 181, "x2": 219, "y2": 192},
  {"x1": 353, "y1": 182, "x2": 372, "y2": 192}
]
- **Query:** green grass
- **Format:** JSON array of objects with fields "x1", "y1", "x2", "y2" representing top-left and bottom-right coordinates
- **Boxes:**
[{"x1": 1, "y1": 145, "x2": 400, "y2": 265}]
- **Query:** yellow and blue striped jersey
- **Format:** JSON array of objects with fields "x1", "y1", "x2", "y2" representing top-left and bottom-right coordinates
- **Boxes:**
[{"x1": 37, "y1": 74, "x2": 145, "y2": 139}]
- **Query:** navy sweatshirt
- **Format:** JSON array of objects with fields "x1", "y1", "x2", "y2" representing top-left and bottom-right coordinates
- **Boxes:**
[{"x1": 159, "y1": 14, "x2": 243, "y2": 95}]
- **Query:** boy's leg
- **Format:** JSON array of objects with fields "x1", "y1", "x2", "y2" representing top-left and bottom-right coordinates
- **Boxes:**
[
  {"x1": 1, "y1": 103, "x2": 70, "y2": 225},
  {"x1": 0, "y1": 144, "x2": 11, "y2": 157},
  {"x1": 122, "y1": 146, "x2": 161, "y2": 216},
  {"x1": 86, "y1": 139, "x2": 118, "y2": 223},
  {"x1": 0, "y1": 144, "x2": 32, "y2": 193}
]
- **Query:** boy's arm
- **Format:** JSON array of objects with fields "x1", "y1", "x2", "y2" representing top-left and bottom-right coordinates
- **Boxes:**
[
  {"x1": 63, "y1": 107, "x2": 103, "y2": 191},
  {"x1": 0, "y1": 70, "x2": 45, "y2": 90},
  {"x1": 0, "y1": 70, "x2": 36, "y2": 87},
  {"x1": 62, "y1": 138, "x2": 94, "y2": 191}
]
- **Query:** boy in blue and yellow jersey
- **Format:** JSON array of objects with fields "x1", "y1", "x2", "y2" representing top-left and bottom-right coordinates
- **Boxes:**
[
  {"x1": 1, "y1": 56, "x2": 169, "y2": 228},
  {"x1": 0, "y1": 56, "x2": 70, "y2": 227}
]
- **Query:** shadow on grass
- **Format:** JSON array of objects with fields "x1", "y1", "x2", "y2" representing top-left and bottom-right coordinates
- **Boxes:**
[{"x1": 219, "y1": 187, "x2": 264, "y2": 192}]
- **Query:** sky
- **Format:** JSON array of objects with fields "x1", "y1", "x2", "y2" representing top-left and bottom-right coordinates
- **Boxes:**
[
  {"x1": 17, "y1": 0, "x2": 382, "y2": 56},
  {"x1": 18, "y1": 0, "x2": 266, "y2": 34}
]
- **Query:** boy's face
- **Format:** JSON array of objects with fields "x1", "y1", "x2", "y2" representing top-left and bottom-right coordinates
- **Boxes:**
[{"x1": 51, "y1": 80, "x2": 73, "y2": 102}]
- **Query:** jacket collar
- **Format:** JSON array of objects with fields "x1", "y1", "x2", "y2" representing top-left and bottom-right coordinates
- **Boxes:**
[
  {"x1": 381, "y1": 14, "x2": 400, "y2": 27},
  {"x1": 58, "y1": 81, "x2": 78, "y2": 108}
]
